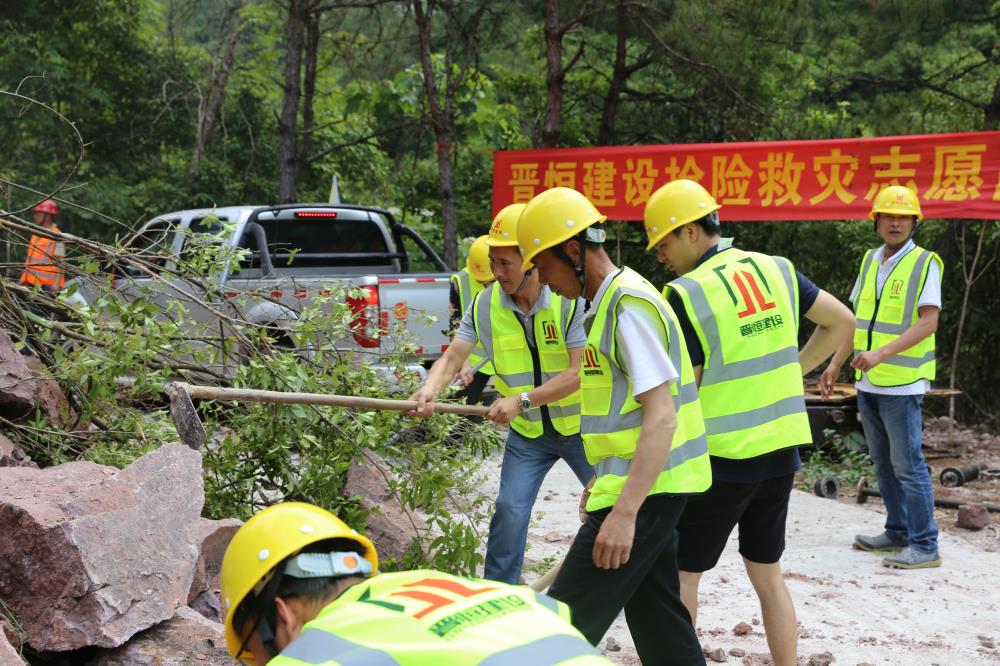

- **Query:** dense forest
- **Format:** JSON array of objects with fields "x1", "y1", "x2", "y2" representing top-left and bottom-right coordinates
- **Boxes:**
[{"x1": 2, "y1": 0, "x2": 999, "y2": 423}]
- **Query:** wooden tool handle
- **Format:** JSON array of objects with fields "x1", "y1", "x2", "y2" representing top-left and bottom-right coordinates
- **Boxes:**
[{"x1": 173, "y1": 382, "x2": 490, "y2": 417}]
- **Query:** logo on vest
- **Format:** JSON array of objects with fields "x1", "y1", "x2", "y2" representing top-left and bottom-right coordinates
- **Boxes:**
[
  {"x1": 542, "y1": 320, "x2": 559, "y2": 345},
  {"x1": 582, "y1": 344, "x2": 603, "y2": 375},
  {"x1": 888, "y1": 278, "x2": 904, "y2": 298}
]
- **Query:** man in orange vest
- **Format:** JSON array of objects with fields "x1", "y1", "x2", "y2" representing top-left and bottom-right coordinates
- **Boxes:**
[{"x1": 19, "y1": 199, "x2": 66, "y2": 292}]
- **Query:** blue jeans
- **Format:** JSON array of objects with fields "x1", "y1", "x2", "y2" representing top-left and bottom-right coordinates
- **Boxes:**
[
  {"x1": 857, "y1": 391, "x2": 938, "y2": 553},
  {"x1": 484, "y1": 427, "x2": 594, "y2": 583}
]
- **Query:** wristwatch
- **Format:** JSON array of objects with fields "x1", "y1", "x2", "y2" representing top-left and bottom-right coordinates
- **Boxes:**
[{"x1": 519, "y1": 391, "x2": 532, "y2": 412}]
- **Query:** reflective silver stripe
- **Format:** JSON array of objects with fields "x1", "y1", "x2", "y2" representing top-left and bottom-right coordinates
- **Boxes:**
[
  {"x1": 854, "y1": 250, "x2": 933, "y2": 336},
  {"x1": 774, "y1": 256, "x2": 798, "y2": 324},
  {"x1": 496, "y1": 371, "x2": 536, "y2": 387},
  {"x1": 478, "y1": 634, "x2": 600, "y2": 666},
  {"x1": 703, "y1": 394, "x2": 806, "y2": 436},
  {"x1": 853, "y1": 250, "x2": 877, "y2": 310},
  {"x1": 454, "y1": 271, "x2": 472, "y2": 310},
  {"x1": 582, "y1": 409, "x2": 643, "y2": 434},
  {"x1": 546, "y1": 402, "x2": 581, "y2": 419},
  {"x1": 701, "y1": 346, "x2": 800, "y2": 386},
  {"x1": 533, "y1": 591, "x2": 559, "y2": 614},
  {"x1": 593, "y1": 433, "x2": 709, "y2": 478},
  {"x1": 474, "y1": 284, "x2": 497, "y2": 362},
  {"x1": 882, "y1": 349, "x2": 935, "y2": 368},
  {"x1": 280, "y1": 628, "x2": 400, "y2": 665},
  {"x1": 671, "y1": 275, "x2": 724, "y2": 364}
]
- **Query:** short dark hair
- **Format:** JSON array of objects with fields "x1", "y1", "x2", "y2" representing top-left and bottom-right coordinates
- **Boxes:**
[
  {"x1": 233, "y1": 537, "x2": 367, "y2": 630},
  {"x1": 670, "y1": 212, "x2": 720, "y2": 238}
]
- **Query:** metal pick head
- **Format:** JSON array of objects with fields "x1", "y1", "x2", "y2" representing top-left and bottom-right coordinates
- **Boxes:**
[{"x1": 169, "y1": 382, "x2": 207, "y2": 450}]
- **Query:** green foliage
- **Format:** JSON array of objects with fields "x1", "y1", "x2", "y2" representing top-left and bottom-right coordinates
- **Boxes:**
[{"x1": 798, "y1": 428, "x2": 875, "y2": 493}]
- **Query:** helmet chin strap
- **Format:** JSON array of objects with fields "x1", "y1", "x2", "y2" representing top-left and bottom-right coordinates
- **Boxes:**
[{"x1": 512, "y1": 267, "x2": 533, "y2": 296}]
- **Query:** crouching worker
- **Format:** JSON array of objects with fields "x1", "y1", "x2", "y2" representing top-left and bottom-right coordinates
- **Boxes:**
[{"x1": 220, "y1": 502, "x2": 613, "y2": 665}]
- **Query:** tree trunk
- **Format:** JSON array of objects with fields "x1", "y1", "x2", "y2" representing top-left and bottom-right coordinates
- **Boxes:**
[
  {"x1": 948, "y1": 220, "x2": 991, "y2": 419},
  {"x1": 413, "y1": 0, "x2": 458, "y2": 270},
  {"x1": 541, "y1": 0, "x2": 563, "y2": 149},
  {"x1": 277, "y1": 0, "x2": 306, "y2": 203},
  {"x1": 597, "y1": 1, "x2": 628, "y2": 145},
  {"x1": 191, "y1": 0, "x2": 247, "y2": 175},
  {"x1": 299, "y1": 9, "x2": 320, "y2": 179}
]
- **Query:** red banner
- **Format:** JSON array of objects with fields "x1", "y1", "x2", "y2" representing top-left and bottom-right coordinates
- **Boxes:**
[{"x1": 492, "y1": 131, "x2": 1000, "y2": 221}]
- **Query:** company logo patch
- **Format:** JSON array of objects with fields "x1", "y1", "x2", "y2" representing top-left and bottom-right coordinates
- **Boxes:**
[
  {"x1": 583, "y1": 344, "x2": 603, "y2": 375},
  {"x1": 542, "y1": 320, "x2": 559, "y2": 344}
]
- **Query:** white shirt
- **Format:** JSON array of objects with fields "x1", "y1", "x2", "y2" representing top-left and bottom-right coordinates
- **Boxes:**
[
  {"x1": 848, "y1": 239, "x2": 942, "y2": 396},
  {"x1": 586, "y1": 270, "x2": 678, "y2": 397}
]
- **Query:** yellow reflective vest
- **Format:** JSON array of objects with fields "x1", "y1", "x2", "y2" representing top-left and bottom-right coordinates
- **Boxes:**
[
  {"x1": 473, "y1": 284, "x2": 581, "y2": 438},
  {"x1": 450, "y1": 269, "x2": 494, "y2": 375},
  {"x1": 665, "y1": 247, "x2": 811, "y2": 459},
  {"x1": 581, "y1": 267, "x2": 711, "y2": 512},
  {"x1": 268, "y1": 570, "x2": 612, "y2": 666},
  {"x1": 852, "y1": 245, "x2": 942, "y2": 387}
]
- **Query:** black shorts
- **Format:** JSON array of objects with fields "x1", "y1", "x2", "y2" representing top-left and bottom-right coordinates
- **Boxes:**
[{"x1": 676, "y1": 472, "x2": 795, "y2": 572}]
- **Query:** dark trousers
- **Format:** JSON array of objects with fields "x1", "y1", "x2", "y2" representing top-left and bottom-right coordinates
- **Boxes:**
[
  {"x1": 453, "y1": 370, "x2": 490, "y2": 406},
  {"x1": 548, "y1": 493, "x2": 703, "y2": 666}
]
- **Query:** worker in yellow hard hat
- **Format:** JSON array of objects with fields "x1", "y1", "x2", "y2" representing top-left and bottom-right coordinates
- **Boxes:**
[
  {"x1": 822, "y1": 184, "x2": 944, "y2": 570},
  {"x1": 220, "y1": 502, "x2": 613, "y2": 665},
  {"x1": 409, "y1": 204, "x2": 592, "y2": 584},
  {"x1": 448, "y1": 235, "x2": 495, "y2": 405},
  {"x1": 516, "y1": 186, "x2": 711, "y2": 665},
  {"x1": 645, "y1": 178, "x2": 854, "y2": 666}
]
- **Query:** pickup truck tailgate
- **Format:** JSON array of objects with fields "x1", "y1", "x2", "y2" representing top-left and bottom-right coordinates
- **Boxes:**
[{"x1": 377, "y1": 274, "x2": 452, "y2": 357}]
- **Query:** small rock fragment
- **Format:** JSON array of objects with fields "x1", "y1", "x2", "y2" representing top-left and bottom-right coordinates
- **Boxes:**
[
  {"x1": 957, "y1": 504, "x2": 989, "y2": 531},
  {"x1": 706, "y1": 647, "x2": 728, "y2": 662},
  {"x1": 604, "y1": 637, "x2": 621, "y2": 652},
  {"x1": 730, "y1": 648, "x2": 746, "y2": 657},
  {"x1": 733, "y1": 621, "x2": 753, "y2": 636},
  {"x1": 807, "y1": 651, "x2": 835, "y2": 666}
]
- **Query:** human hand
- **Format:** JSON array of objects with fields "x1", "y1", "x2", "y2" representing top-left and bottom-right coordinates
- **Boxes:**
[
  {"x1": 592, "y1": 508, "x2": 635, "y2": 570},
  {"x1": 407, "y1": 386, "x2": 438, "y2": 417},
  {"x1": 452, "y1": 361, "x2": 474, "y2": 387},
  {"x1": 819, "y1": 364, "x2": 840, "y2": 399},
  {"x1": 579, "y1": 477, "x2": 595, "y2": 523},
  {"x1": 486, "y1": 396, "x2": 522, "y2": 426},
  {"x1": 850, "y1": 349, "x2": 885, "y2": 373}
]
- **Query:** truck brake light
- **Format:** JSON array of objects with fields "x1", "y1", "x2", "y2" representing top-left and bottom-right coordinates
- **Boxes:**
[
  {"x1": 295, "y1": 211, "x2": 338, "y2": 218},
  {"x1": 347, "y1": 285, "x2": 381, "y2": 349}
]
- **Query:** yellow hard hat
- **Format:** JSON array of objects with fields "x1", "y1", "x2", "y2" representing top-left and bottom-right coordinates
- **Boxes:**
[
  {"x1": 219, "y1": 502, "x2": 377, "y2": 662},
  {"x1": 643, "y1": 179, "x2": 721, "y2": 250},
  {"x1": 484, "y1": 204, "x2": 526, "y2": 247},
  {"x1": 870, "y1": 185, "x2": 922, "y2": 221},
  {"x1": 466, "y1": 235, "x2": 494, "y2": 282},
  {"x1": 517, "y1": 187, "x2": 607, "y2": 271}
]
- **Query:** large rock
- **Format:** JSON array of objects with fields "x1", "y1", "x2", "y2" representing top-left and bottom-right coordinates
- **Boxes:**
[
  {"x1": 0, "y1": 433, "x2": 37, "y2": 469},
  {"x1": 0, "y1": 619, "x2": 26, "y2": 666},
  {"x1": 343, "y1": 451, "x2": 427, "y2": 564},
  {"x1": 0, "y1": 444, "x2": 204, "y2": 652},
  {"x1": 87, "y1": 606, "x2": 229, "y2": 666},
  {"x1": 186, "y1": 518, "x2": 242, "y2": 624},
  {"x1": 0, "y1": 329, "x2": 73, "y2": 428}
]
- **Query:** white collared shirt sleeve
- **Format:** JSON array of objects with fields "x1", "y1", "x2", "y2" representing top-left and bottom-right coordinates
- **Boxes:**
[
  {"x1": 615, "y1": 304, "x2": 678, "y2": 397},
  {"x1": 917, "y1": 259, "x2": 942, "y2": 309}
]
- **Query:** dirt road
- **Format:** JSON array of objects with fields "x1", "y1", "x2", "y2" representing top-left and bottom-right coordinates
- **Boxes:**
[{"x1": 478, "y1": 455, "x2": 1000, "y2": 665}]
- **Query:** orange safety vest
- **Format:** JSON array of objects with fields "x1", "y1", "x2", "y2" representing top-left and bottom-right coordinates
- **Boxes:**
[{"x1": 20, "y1": 226, "x2": 65, "y2": 290}]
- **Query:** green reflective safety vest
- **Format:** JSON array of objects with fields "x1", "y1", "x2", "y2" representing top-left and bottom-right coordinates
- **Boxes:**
[
  {"x1": 268, "y1": 570, "x2": 612, "y2": 666},
  {"x1": 852, "y1": 245, "x2": 942, "y2": 387},
  {"x1": 450, "y1": 269, "x2": 494, "y2": 375},
  {"x1": 665, "y1": 248, "x2": 811, "y2": 459},
  {"x1": 582, "y1": 267, "x2": 711, "y2": 512},
  {"x1": 473, "y1": 284, "x2": 581, "y2": 438}
]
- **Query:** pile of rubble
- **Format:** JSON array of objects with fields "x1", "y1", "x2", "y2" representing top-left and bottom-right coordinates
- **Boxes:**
[{"x1": 1, "y1": 329, "x2": 425, "y2": 665}]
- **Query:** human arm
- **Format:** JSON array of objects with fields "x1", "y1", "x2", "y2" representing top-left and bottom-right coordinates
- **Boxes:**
[
  {"x1": 799, "y1": 289, "x2": 856, "y2": 385},
  {"x1": 407, "y1": 338, "x2": 474, "y2": 416},
  {"x1": 485, "y1": 346, "x2": 582, "y2": 425},
  {"x1": 592, "y1": 380, "x2": 677, "y2": 569},
  {"x1": 851, "y1": 305, "x2": 939, "y2": 372}
]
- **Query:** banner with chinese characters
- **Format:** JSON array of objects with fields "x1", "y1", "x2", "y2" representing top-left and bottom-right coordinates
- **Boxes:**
[{"x1": 492, "y1": 131, "x2": 1000, "y2": 221}]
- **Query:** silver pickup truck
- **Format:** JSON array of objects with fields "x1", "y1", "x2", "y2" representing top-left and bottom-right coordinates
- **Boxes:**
[{"x1": 72, "y1": 203, "x2": 453, "y2": 379}]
